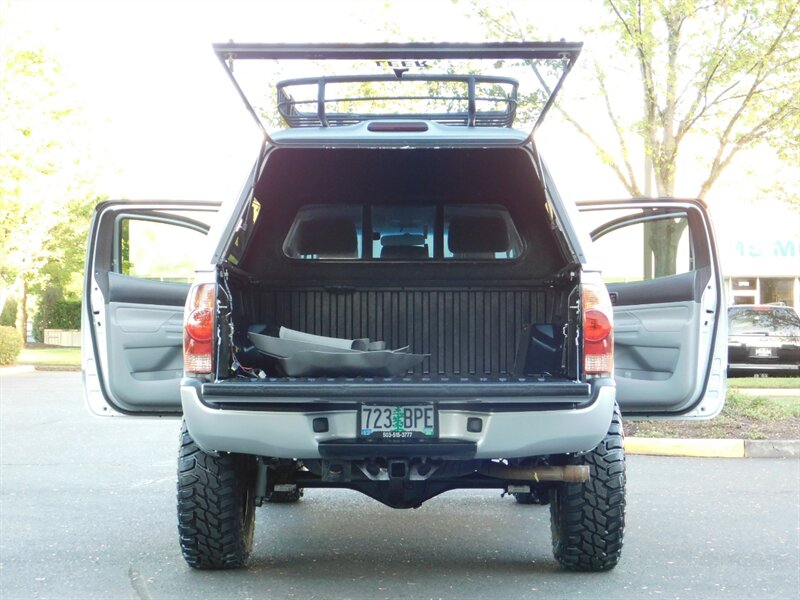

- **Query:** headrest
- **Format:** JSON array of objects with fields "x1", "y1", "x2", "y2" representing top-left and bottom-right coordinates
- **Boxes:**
[
  {"x1": 380, "y1": 245, "x2": 430, "y2": 259},
  {"x1": 448, "y1": 215, "x2": 510, "y2": 254},
  {"x1": 294, "y1": 217, "x2": 358, "y2": 257},
  {"x1": 381, "y1": 233, "x2": 427, "y2": 247}
]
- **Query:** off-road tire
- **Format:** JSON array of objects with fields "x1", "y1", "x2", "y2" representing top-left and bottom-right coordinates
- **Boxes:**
[
  {"x1": 177, "y1": 421, "x2": 256, "y2": 569},
  {"x1": 549, "y1": 402, "x2": 626, "y2": 571}
]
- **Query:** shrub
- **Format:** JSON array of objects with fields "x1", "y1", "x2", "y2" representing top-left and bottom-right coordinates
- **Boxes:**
[
  {"x1": 0, "y1": 298, "x2": 17, "y2": 327},
  {"x1": 49, "y1": 299, "x2": 81, "y2": 329},
  {"x1": 32, "y1": 297, "x2": 81, "y2": 341},
  {"x1": 0, "y1": 326, "x2": 23, "y2": 365}
]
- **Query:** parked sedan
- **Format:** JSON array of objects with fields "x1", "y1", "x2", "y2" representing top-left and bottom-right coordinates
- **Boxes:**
[{"x1": 727, "y1": 305, "x2": 800, "y2": 376}]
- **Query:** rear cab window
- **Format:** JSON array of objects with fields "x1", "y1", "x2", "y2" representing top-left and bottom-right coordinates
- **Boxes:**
[
  {"x1": 282, "y1": 205, "x2": 363, "y2": 260},
  {"x1": 282, "y1": 204, "x2": 523, "y2": 261}
]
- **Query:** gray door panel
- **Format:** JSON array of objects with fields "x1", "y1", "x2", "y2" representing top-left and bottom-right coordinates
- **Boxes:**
[
  {"x1": 105, "y1": 302, "x2": 185, "y2": 411},
  {"x1": 614, "y1": 301, "x2": 703, "y2": 411}
]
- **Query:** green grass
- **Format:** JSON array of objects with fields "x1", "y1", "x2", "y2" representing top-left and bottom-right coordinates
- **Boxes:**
[
  {"x1": 18, "y1": 346, "x2": 80, "y2": 367},
  {"x1": 626, "y1": 389, "x2": 800, "y2": 440},
  {"x1": 727, "y1": 376, "x2": 800, "y2": 389},
  {"x1": 725, "y1": 390, "x2": 800, "y2": 419}
]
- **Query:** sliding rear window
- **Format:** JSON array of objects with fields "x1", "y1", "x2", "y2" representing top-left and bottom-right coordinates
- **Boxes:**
[{"x1": 283, "y1": 204, "x2": 523, "y2": 261}]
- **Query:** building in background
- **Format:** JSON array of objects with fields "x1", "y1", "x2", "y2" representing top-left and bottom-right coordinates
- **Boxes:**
[{"x1": 711, "y1": 201, "x2": 800, "y2": 311}]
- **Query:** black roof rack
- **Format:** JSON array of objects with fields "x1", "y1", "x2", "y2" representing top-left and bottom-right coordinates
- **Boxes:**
[{"x1": 276, "y1": 74, "x2": 519, "y2": 128}]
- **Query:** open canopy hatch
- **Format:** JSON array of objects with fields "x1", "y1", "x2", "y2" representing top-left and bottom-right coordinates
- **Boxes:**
[{"x1": 213, "y1": 42, "x2": 582, "y2": 141}]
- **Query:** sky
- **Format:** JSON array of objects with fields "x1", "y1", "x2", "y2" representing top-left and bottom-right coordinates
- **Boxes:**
[
  {"x1": 2, "y1": 0, "x2": 616, "y2": 201},
  {"x1": 2, "y1": 0, "x2": 798, "y2": 277}
]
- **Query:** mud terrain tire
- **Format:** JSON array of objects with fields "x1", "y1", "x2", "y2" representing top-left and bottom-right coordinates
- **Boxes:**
[
  {"x1": 177, "y1": 421, "x2": 256, "y2": 569},
  {"x1": 549, "y1": 403, "x2": 626, "y2": 571}
]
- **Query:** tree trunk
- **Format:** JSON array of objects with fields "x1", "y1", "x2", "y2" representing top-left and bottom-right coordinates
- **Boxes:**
[{"x1": 643, "y1": 219, "x2": 688, "y2": 279}]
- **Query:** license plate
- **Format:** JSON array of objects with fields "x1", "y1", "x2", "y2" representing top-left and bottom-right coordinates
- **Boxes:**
[
  {"x1": 754, "y1": 347, "x2": 773, "y2": 358},
  {"x1": 359, "y1": 404, "x2": 436, "y2": 439}
]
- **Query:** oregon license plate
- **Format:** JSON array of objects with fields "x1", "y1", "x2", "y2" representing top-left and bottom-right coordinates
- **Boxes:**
[{"x1": 359, "y1": 404, "x2": 436, "y2": 439}]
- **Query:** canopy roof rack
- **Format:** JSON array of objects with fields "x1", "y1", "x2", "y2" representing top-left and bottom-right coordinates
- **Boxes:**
[{"x1": 276, "y1": 74, "x2": 519, "y2": 128}]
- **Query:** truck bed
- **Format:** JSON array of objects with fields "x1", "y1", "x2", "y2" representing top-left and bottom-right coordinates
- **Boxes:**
[{"x1": 225, "y1": 285, "x2": 576, "y2": 380}]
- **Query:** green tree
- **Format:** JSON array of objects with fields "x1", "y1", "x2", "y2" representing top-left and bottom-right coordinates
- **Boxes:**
[
  {"x1": 0, "y1": 28, "x2": 97, "y2": 336},
  {"x1": 467, "y1": 0, "x2": 799, "y2": 275}
]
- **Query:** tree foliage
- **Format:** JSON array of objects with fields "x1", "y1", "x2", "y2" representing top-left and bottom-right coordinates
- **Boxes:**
[
  {"x1": 1, "y1": 46, "x2": 71, "y2": 281},
  {"x1": 603, "y1": 0, "x2": 799, "y2": 198},
  {"x1": 468, "y1": 0, "x2": 800, "y2": 199},
  {"x1": 466, "y1": 0, "x2": 798, "y2": 277},
  {"x1": 0, "y1": 30, "x2": 98, "y2": 335}
]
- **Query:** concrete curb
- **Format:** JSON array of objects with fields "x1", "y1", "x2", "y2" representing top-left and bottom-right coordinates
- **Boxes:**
[
  {"x1": 627, "y1": 437, "x2": 800, "y2": 459},
  {"x1": 627, "y1": 437, "x2": 745, "y2": 458},
  {"x1": 745, "y1": 439, "x2": 800, "y2": 458}
]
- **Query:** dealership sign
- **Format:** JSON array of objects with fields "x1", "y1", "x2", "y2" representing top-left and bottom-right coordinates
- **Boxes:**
[{"x1": 714, "y1": 204, "x2": 800, "y2": 277}]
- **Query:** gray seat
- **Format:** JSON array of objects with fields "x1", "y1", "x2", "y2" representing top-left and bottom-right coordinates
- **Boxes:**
[
  {"x1": 448, "y1": 215, "x2": 510, "y2": 259},
  {"x1": 380, "y1": 244, "x2": 430, "y2": 259},
  {"x1": 294, "y1": 217, "x2": 358, "y2": 258}
]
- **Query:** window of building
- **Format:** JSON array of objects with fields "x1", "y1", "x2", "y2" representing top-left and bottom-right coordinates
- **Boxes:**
[{"x1": 760, "y1": 278, "x2": 794, "y2": 306}]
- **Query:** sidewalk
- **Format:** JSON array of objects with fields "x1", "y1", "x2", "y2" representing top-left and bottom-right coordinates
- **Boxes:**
[{"x1": 0, "y1": 364, "x2": 35, "y2": 376}]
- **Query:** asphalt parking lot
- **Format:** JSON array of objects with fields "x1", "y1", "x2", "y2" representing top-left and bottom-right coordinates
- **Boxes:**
[{"x1": 1, "y1": 371, "x2": 799, "y2": 599}]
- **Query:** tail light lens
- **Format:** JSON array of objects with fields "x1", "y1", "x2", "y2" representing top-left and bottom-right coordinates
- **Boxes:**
[
  {"x1": 184, "y1": 284, "x2": 216, "y2": 374},
  {"x1": 582, "y1": 281, "x2": 614, "y2": 377}
]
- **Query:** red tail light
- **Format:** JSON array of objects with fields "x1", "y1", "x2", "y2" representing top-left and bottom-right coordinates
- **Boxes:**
[
  {"x1": 184, "y1": 284, "x2": 216, "y2": 374},
  {"x1": 582, "y1": 282, "x2": 614, "y2": 377}
]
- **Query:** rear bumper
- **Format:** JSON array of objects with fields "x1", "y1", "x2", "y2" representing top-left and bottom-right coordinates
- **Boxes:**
[{"x1": 180, "y1": 383, "x2": 616, "y2": 459}]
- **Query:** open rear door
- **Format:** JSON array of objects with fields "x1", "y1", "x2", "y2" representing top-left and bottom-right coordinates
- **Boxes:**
[
  {"x1": 82, "y1": 201, "x2": 220, "y2": 416},
  {"x1": 211, "y1": 42, "x2": 582, "y2": 142},
  {"x1": 577, "y1": 199, "x2": 727, "y2": 418}
]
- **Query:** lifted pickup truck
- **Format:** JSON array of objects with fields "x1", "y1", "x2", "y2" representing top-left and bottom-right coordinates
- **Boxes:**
[{"x1": 82, "y1": 43, "x2": 726, "y2": 572}]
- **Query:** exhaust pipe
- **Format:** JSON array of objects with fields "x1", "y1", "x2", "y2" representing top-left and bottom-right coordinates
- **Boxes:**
[{"x1": 478, "y1": 463, "x2": 590, "y2": 483}]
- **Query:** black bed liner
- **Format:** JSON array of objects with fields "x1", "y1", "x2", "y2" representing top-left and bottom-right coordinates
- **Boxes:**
[{"x1": 228, "y1": 287, "x2": 574, "y2": 379}]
